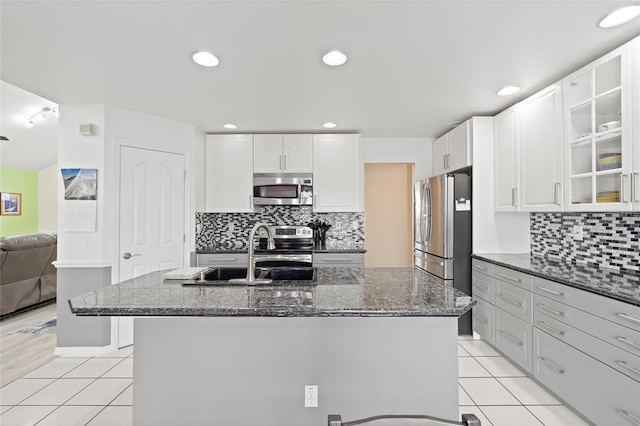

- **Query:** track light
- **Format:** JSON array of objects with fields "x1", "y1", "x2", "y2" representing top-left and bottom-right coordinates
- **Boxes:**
[{"x1": 25, "y1": 106, "x2": 58, "y2": 128}]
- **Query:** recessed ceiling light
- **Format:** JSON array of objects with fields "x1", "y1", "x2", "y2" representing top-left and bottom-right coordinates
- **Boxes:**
[
  {"x1": 222, "y1": 123, "x2": 237, "y2": 129},
  {"x1": 322, "y1": 122, "x2": 337, "y2": 128},
  {"x1": 192, "y1": 51, "x2": 219, "y2": 67},
  {"x1": 496, "y1": 86, "x2": 521, "y2": 96},
  {"x1": 598, "y1": 5, "x2": 640, "y2": 28},
  {"x1": 322, "y1": 50, "x2": 347, "y2": 66}
]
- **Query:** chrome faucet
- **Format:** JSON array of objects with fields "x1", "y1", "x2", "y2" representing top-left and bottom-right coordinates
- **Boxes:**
[{"x1": 229, "y1": 223, "x2": 275, "y2": 285}]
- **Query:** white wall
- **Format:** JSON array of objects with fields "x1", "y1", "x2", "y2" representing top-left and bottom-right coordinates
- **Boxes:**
[
  {"x1": 360, "y1": 138, "x2": 433, "y2": 181},
  {"x1": 38, "y1": 162, "x2": 58, "y2": 233}
]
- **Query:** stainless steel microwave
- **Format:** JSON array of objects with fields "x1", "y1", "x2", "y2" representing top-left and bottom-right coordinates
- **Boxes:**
[{"x1": 253, "y1": 173, "x2": 313, "y2": 206}]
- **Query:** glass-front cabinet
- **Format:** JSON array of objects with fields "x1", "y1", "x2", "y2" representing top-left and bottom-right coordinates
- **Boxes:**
[{"x1": 563, "y1": 45, "x2": 634, "y2": 211}]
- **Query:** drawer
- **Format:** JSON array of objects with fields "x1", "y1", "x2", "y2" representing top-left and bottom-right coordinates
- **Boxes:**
[
  {"x1": 534, "y1": 293, "x2": 640, "y2": 359},
  {"x1": 533, "y1": 277, "x2": 640, "y2": 333},
  {"x1": 495, "y1": 265, "x2": 533, "y2": 291},
  {"x1": 495, "y1": 308, "x2": 533, "y2": 373},
  {"x1": 495, "y1": 280, "x2": 532, "y2": 323},
  {"x1": 313, "y1": 253, "x2": 364, "y2": 267},
  {"x1": 473, "y1": 298, "x2": 495, "y2": 345},
  {"x1": 534, "y1": 329, "x2": 640, "y2": 426},
  {"x1": 197, "y1": 253, "x2": 248, "y2": 266},
  {"x1": 471, "y1": 259, "x2": 495, "y2": 276},
  {"x1": 472, "y1": 270, "x2": 495, "y2": 304},
  {"x1": 534, "y1": 311, "x2": 640, "y2": 383}
]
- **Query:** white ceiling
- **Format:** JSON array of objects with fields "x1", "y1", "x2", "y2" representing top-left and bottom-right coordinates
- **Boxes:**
[{"x1": 2, "y1": 1, "x2": 640, "y2": 171}]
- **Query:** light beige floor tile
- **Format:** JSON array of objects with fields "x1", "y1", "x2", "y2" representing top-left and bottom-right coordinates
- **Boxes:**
[
  {"x1": 527, "y1": 405, "x2": 591, "y2": 426},
  {"x1": 102, "y1": 358, "x2": 133, "y2": 378},
  {"x1": 458, "y1": 357, "x2": 492, "y2": 377},
  {"x1": 95, "y1": 345, "x2": 134, "y2": 358},
  {"x1": 65, "y1": 378, "x2": 132, "y2": 406},
  {"x1": 36, "y1": 405, "x2": 104, "y2": 426},
  {"x1": 458, "y1": 384, "x2": 474, "y2": 406},
  {"x1": 0, "y1": 378, "x2": 55, "y2": 405},
  {"x1": 458, "y1": 406, "x2": 494, "y2": 426},
  {"x1": 86, "y1": 406, "x2": 132, "y2": 426},
  {"x1": 480, "y1": 406, "x2": 544, "y2": 426},
  {"x1": 458, "y1": 378, "x2": 520, "y2": 406},
  {"x1": 458, "y1": 340, "x2": 501, "y2": 357},
  {"x1": 1, "y1": 405, "x2": 13, "y2": 414},
  {"x1": 62, "y1": 358, "x2": 121, "y2": 379},
  {"x1": 23, "y1": 358, "x2": 90, "y2": 379},
  {"x1": 0, "y1": 405, "x2": 57, "y2": 426},
  {"x1": 458, "y1": 344, "x2": 472, "y2": 357},
  {"x1": 475, "y1": 356, "x2": 527, "y2": 377},
  {"x1": 110, "y1": 384, "x2": 133, "y2": 406},
  {"x1": 20, "y1": 378, "x2": 94, "y2": 405},
  {"x1": 497, "y1": 377, "x2": 561, "y2": 405}
]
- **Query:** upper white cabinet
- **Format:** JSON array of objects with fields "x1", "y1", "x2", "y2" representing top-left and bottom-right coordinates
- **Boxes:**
[
  {"x1": 563, "y1": 43, "x2": 635, "y2": 211},
  {"x1": 253, "y1": 134, "x2": 312, "y2": 173},
  {"x1": 205, "y1": 134, "x2": 254, "y2": 212},
  {"x1": 312, "y1": 134, "x2": 362, "y2": 212},
  {"x1": 519, "y1": 83, "x2": 563, "y2": 211},
  {"x1": 494, "y1": 106, "x2": 519, "y2": 212},
  {"x1": 631, "y1": 37, "x2": 640, "y2": 211},
  {"x1": 433, "y1": 120, "x2": 472, "y2": 176}
]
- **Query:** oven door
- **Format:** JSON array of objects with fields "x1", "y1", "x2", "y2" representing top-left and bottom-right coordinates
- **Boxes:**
[{"x1": 254, "y1": 253, "x2": 312, "y2": 268}]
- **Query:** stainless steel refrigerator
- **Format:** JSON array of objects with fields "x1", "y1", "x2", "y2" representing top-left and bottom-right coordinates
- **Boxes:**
[{"x1": 414, "y1": 173, "x2": 472, "y2": 334}]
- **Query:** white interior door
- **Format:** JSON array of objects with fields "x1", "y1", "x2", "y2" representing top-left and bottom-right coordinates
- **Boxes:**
[{"x1": 118, "y1": 146, "x2": 185, "y2": 347}]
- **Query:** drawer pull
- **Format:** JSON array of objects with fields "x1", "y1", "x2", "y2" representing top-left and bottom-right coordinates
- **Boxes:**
[
  {"x1": 538, "y1": 356, "x2": 565, "y2": 374},
  {"x1": 498, "y1": 330, "x2": 523, "y2": 346},
  {"x1": 498, "y1": 293, "x2": 523, "y2": 307},
  {"x1": 204, "y1": 258, "x2": 238, "y2": 264},
  {"x1": 618, "y1": 410, "x2": 640, "y2": 426},
  {"x1": 617, "y1": 336, "x2": 640, "y2": 350},
  {"x1": 537, "y1": 286, "x2": 565, "y2": 297},
  {"x1": 474, "y1": 284, "x2": 488, "y2": 292},
  {"x1": 497, "y1": 272, "x2": 522, "y2": 283},
  {"x1": 536, "y1": 321, "x2": 566, "y2": 336},
  {"x1": 536, "y1": 304, "x2": 565, "y2": 316},
  {"x1": 617, "y1": 313, "x2": 640, "y2": 325},
  {"x1": 476, "y1": 316, "x2": 488, "y2": 324},
  {"x1": 617, "y1": 361, "x2": 640, "y2": 377},
  {"x1": 322, "y1": 258, "x2": 353, "y2": 263},
  {"x1": 473, "y1": 264, "x2": 488, "y2": 271}
]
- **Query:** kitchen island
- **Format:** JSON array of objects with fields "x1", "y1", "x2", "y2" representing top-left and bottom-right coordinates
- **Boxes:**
[{"x1": 69, "y1": 267, "x2": 474, "y2": 426}]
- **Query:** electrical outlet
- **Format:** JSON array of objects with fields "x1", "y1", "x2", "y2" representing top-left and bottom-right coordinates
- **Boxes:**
[
  {"x1": 304, "y1": 385, "x2": 318, "y2": 408},
  {"x1": 571, "y1": 225, "x2": 584, "y2": 241},
  {"x1": 352, "y1": 220, "x2": 358, "y2": 230}
]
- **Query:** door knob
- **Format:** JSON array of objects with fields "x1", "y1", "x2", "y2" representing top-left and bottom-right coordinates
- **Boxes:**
[{"x1": 122, "y1": 252, "x2": 140, "y2": 260}]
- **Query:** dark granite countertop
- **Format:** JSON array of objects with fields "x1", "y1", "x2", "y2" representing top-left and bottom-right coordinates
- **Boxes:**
[
  {"x1": 472, "y1": 253, "x2": 640, "y2": 307},
  {"x1": 197, "y1": 248, "x2": 247, "y2": 254},
  {"x1": 68, "y1": 267, "x2": 473, "y2": 317}
]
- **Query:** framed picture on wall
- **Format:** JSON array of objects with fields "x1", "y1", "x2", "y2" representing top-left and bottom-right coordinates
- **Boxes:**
[{"x1": 1, "y1": 192, "x2": 22, "y2": 215}]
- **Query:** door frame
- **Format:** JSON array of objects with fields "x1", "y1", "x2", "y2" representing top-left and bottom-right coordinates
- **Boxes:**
[{"x1": 110, "y1": 138, "x2": 191, "y2": 348}]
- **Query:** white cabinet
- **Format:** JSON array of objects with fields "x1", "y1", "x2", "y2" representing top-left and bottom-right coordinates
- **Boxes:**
[
  {"x1": 205, "y1": 134, "x2": 254, "y2": 212},
  {"x1": 563, "y1": 44, "x2": 635, "y2": 211},
  {"x1": 197, "y1": 253, "x2": 248, "y2": 267},
  {"x1": 312, "y1": 134, "x2": 362, "y2": 212},
  {"x1": 313, "y1": 253, "x2": 364, "y2": 268},
  {"x1": 519, "y1": 83, "x2": 564, "y2": 211},
  {"x1": 253, "y1": 134, "x2": 312, "y2": 173},
  {"x1": 433, "y1": 120, "x2": 472, "y2": 176},
  {"x1": 632, "y1": 37, "x2": 640, "y2": 210},
  {"x1": 494, "y1": 107, "x2": 519, "y2": 211}
]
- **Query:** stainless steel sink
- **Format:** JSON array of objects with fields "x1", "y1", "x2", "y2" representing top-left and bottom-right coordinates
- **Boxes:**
[{"x1": 181, "y1": 267, "x2": 317, "y2": 286}]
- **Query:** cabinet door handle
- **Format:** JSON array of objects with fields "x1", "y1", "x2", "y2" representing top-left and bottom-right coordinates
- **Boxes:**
[
  {"x1": 474, "y1": 284, "x2": 488, "y2": 292},
  {"x1": 618, "y1": 410, "x2": 640, "y2": 426},
  {"x1": 621, "y1": 174, "x2": 629, "y2": 203},
  {"x1": 617, "y1": 336, "x2": 640, "y2": 350},
  {"x1": 536, "y1": 321, "x2": 565, "y2": 336},
  {"x1": 282, "y1": 154, "x2": 287, "y2": 170},
  {"x1": 536, "y1": 304, "x2": 565, "y2": 316},
  {"x1": 617, "y1": 361, "x2": 640, "y2": 378},
  {"x1": 554, "y1": 182, "x2": 561, "y2": 205},
  {"x1": 497, "y1": 272, "x2": 522, "y2": 284},
  {"x1": 617, "y1": 313, "x2": 640, "y2": 325},
  {"x1": 476, "y1": 316, "x2": 488, "y2": 324},
  {"x1": 511, "y1": 188, "x2": 517, "y2": 207},
  {"x1": 498, "y1": 293, "x2": 523, "y2": 307},
  {"x1": 498, "y1": 330, "x2": 523, "y2": 346},
  {"x1": 538, "y1": 356, "x2": 565, "y2": 374},
  {"x1": 537, "y1": 286, "x2": 565, "y2": 297},
  {"x1": 633, "y1": 172, "x2": 640, "y2": 203},
  {"x1": 473, "y1": 264, "x2": 487, "y2": 271}
]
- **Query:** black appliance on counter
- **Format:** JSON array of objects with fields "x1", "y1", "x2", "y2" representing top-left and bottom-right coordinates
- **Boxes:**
[{"x1": 256, "y1": 225, "x2": 313, "y2": 267}]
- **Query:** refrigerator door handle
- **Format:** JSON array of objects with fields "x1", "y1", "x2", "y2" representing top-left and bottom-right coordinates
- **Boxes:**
[{"x1": 424, "y1": 185, "x2": 432, "y2": 246}]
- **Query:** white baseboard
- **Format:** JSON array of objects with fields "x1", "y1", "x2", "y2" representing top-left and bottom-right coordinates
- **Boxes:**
[{"x1": 54, "y1": 344, "x2": 117, "y2": 357}]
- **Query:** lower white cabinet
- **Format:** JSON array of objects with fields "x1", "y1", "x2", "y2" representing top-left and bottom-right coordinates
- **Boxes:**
[
  {"x1": 313, "y1": 253, "x2": 364, "y2": 268},
  {"x1": 472, "y1": 298, "x2": 495, "y2": 345},
  {"x1": 495, "y1": 308, "x2": 533, "y2": 373}
]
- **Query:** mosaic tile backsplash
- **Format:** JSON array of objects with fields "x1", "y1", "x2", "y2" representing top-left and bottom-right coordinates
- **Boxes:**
[
  {"x1": 196, "y1": 206, "x2": 365, "y2": 250},
  {"x1": 531, "y1": 212, "x2": 640, "y2": 273}
]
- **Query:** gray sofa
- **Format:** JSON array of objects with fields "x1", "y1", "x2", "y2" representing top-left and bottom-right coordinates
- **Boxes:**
[{"x1": 0, "y1": 233, "x2": 57, "y2": 317}]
